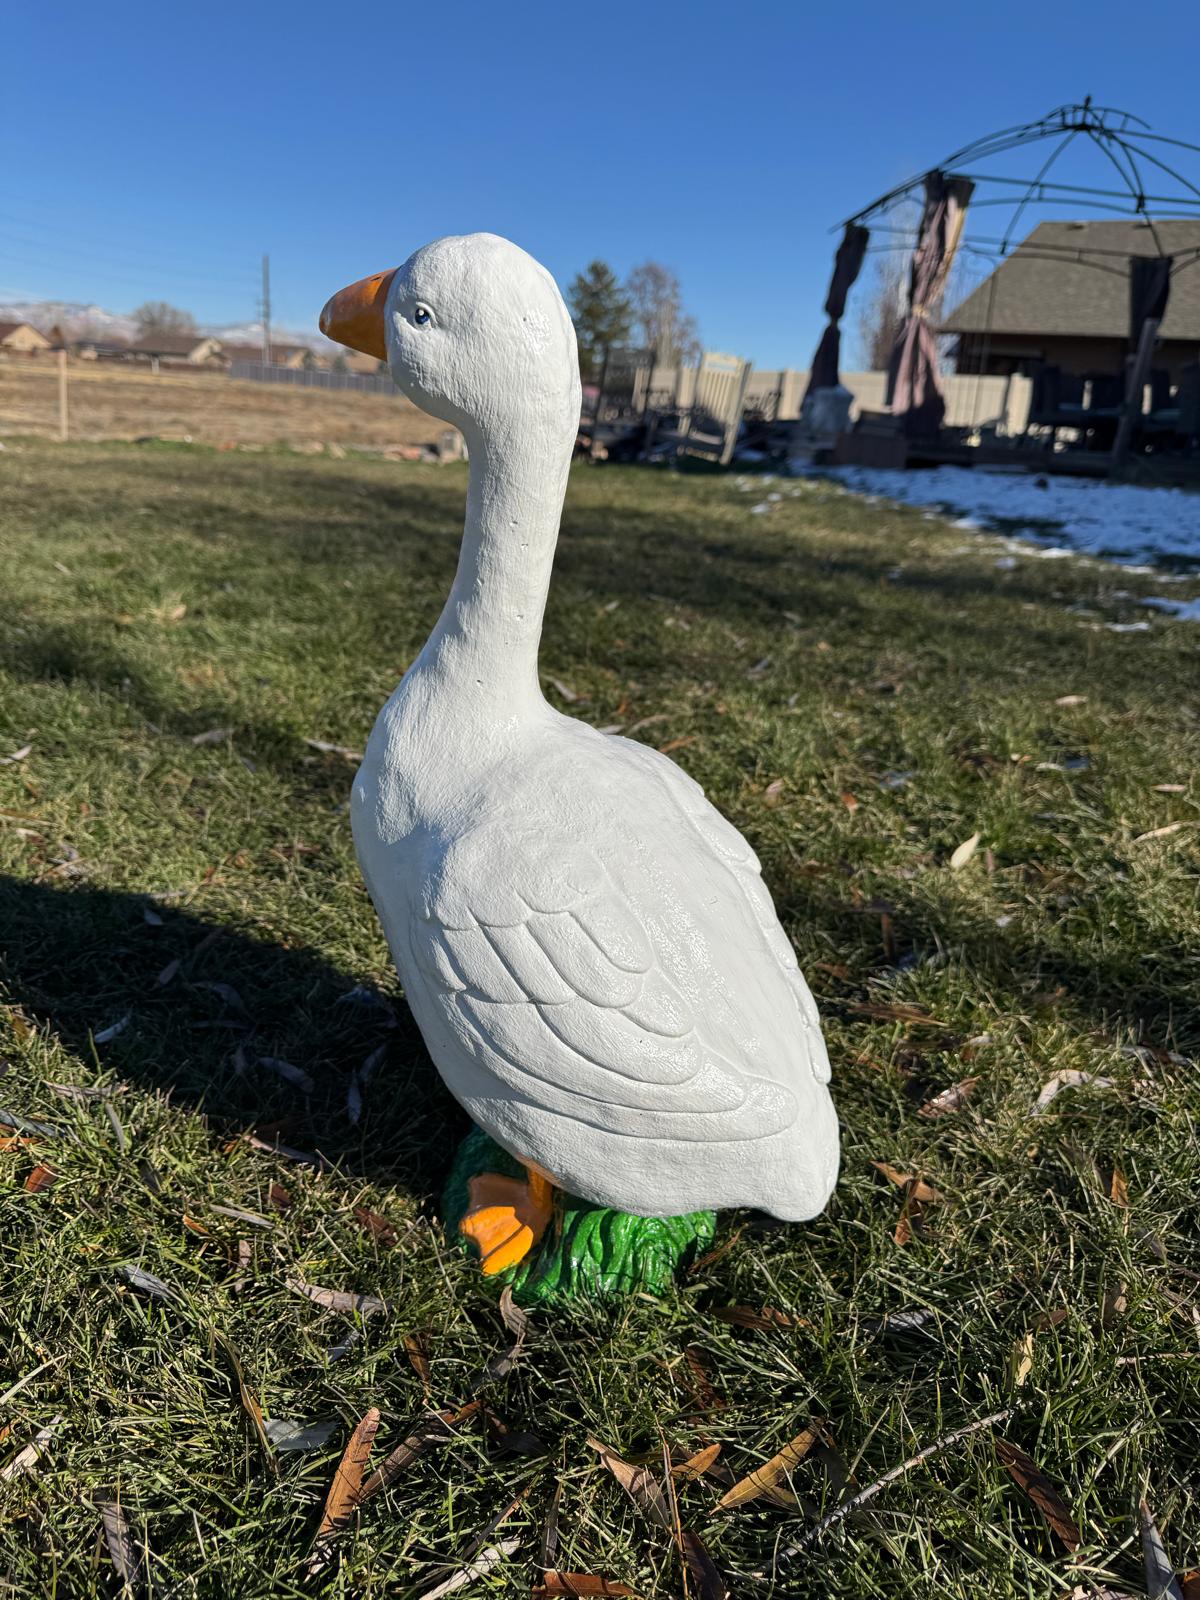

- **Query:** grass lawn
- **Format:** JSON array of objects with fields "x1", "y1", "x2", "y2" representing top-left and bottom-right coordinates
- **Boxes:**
[{"x1": 1, "y1": 440, "x2": 1198, "y2": 1598}]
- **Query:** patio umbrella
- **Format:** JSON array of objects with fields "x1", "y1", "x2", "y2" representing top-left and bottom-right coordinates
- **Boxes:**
[
  {"x1": 804, "y1": 223, "x2": 869, "y2": 397},
  {"x1": 886, "y1": 170, "x2": 974, "y2": 436}
]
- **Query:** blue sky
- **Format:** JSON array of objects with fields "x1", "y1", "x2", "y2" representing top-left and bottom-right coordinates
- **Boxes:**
[{"x1": 5, "y1": 1, "x2": 1199, "y2": 365}]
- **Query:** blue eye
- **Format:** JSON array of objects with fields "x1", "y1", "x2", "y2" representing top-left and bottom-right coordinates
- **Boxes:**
[{"x1": 414, "y1": 305, "x2": 431, "y2": 326}]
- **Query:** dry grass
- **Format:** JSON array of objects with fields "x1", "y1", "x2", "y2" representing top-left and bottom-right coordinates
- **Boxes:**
[{"x1": 0, "y1": 357, "x2": 449, "y2": 450}]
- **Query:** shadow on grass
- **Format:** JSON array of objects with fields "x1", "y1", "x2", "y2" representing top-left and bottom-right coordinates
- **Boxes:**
[{"x1": 0, "y1": 873, "x2": 465, "y2": 1207}]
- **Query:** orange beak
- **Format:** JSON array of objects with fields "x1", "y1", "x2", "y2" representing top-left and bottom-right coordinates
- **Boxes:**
[{"x1": 318, "y1": 268, "x2": 397, "y2": 360}]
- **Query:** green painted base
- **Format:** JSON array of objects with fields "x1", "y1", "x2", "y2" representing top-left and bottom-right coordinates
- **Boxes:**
[{"x1": 442, "y1": 1126, "x2": 716, "y2": 1306}]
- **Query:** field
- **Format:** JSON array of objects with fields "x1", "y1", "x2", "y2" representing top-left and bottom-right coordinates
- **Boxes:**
[
  {"x1": 1, "y1": 439, "x2": 1199, "y2": 1598},
  {"x1": 0, "y1": 358, "x2": 448, "y2": 451}
]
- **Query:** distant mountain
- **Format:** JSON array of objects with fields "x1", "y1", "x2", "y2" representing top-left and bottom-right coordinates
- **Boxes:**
[
  {"x1": 0, "y1": 299, "x2": 330, "y2": 352},
  {"x1": 0, "y1": 299, "x2": 138, "y2": 341}
]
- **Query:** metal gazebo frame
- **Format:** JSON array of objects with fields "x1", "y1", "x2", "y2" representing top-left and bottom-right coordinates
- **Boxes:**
[{"x1": 808, "y1": 99, "x2": 1200, "y2": 466}]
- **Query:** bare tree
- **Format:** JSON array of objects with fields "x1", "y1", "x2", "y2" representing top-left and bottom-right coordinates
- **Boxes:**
[
  {"x1": 133, "y1": 301, "x2": 196, "y2": 338},
  {"x1": 855, "y1": 253, "x2": 908, "y2": 371},
  {"x1": 625, "y1": 262, "x2": 701, "y2": 366}
]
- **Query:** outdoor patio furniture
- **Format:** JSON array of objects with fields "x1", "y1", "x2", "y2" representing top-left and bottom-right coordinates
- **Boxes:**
[
  {"x1": 644, "y1": 351, "x2": 752, "y2": 467},
  {"x1": 1024, "y1": 364, "x2": 1086, "y2": 447}
]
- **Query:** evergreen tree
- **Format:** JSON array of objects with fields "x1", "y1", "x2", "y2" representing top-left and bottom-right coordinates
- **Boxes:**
[{"x1": 567, "y1": 260, "x2": 632, "y2": 380}]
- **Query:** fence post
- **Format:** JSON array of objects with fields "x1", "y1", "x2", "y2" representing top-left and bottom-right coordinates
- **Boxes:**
[{"x1": 58, "y1": 348, "x2": 69, "y2": 442}]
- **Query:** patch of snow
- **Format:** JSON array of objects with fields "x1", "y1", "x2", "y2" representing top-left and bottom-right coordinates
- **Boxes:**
[
  {"x1": 1141, "y1": 594, "x2": 1200, "y2": 622},
  {"x1": 827, "y1": 463, "x2": 1200, "y2": 567}
]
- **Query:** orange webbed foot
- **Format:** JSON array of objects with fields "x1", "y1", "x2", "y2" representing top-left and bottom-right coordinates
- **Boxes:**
[{"x1": 459, "y1": 1168, "x2": 554, "y2": 1275}]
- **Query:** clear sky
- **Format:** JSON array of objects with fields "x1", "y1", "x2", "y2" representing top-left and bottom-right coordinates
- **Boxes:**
[{"x1": 5, "y1": 0, "x2": 1199, "y2": 365}]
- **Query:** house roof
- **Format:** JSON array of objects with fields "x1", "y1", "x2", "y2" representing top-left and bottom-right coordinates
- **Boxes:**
[
  {"x1": 0, "y1": 319, "x2": 50, "y2": 342},
  {"x1": 128, "y1": 333, "x2": 213, "y2": 355},
  {"x1": 942, "y1": 220, "x2": 1200, "y2": 342}
]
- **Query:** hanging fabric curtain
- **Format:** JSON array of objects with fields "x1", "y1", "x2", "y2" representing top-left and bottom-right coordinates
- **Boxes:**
[
  {"x1": 1128, "y1": 255, "x2": 1172, "y2": 345},
  {"x1": 804, "y1": 222, "x2": 870, "y2": 398},
  {"x1": 886, "y1": 170, "x2": 974, "y2": 436}
]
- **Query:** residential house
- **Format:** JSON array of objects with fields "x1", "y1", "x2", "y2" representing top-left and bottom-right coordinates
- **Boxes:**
[
  {"x1": 127, "y1": 333, "x2": 225, "y2": 366},
  {"x1": 943, "y1": 219, "x2": 1200, "y2": 382},
  {"x1": 222, "y1": 341, "x2": 323, "y2": 370},
  {"x1": 0, "y1": 320, "x2": 52, "y2": 355}
]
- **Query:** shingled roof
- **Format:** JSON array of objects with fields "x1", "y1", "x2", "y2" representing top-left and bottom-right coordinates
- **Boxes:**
[{"x1": 942, "y1": 219, "x2": 1200, "y2": 341}]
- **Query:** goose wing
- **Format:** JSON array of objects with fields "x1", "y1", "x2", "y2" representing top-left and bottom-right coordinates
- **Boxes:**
[{"x1": 407, "y1": 758, "x2": 824, "y2": 1147}]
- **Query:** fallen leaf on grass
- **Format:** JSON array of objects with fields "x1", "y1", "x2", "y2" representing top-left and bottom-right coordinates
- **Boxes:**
[
  {"x1": 0, "y1": 1417, "x2": 61, "y2": 1481},
  {"x1": 422, "y1": 1539, "x2": 521, "y2": 1600},
  {"x1": 995, "y1": 1438, "x2": 1080, "y2": 1550},
  {"x1": 211, "y1": 1328, "x2": 271, "y2": 1457},
  {"x1": 359, "y1": 1402, "x2": 482, "y2": 1502},
  {"x1": 680, "y1": 1529, "x2": 728, "y2": 1600},
  {"x1": 1133, "y1": 821, "x2": 1191, "y2": 843},
  {"x1": 286, "y1": 1277, "x2": 389, "y2": 1316},
  {"x1": 94, "y1": 1013, "x2": 131, "y2": 1044},
  {"x1": 1152, "y1": 783, "x2": 1186, "y2": 794},
  {"x1": 918, "y1": 1076, "x2": 980, "y2": 1119},
  {"x1": 546, "y1": 677, "x2": 579, "y2": 703},
  {"x1": 191, "y1": 727, "x2": 232, "y2": 746},
  {"x1": 405, "y1": 1332, "x2": 432, "y2": 1389},
  {"x1": 1012, "y1": 1332, "x2": 1036, "y2": 1388},
  {"x1": 1055, "y1": 695, "x2": 1088, "y2": 706},
  {"x1": 1032, "y1": 1070, "x2": 1116, "y2": 1115},
  {"x1": 486, "y1": 1286, "x2": 529, "y2": 1379},
  {"x1": 118, "y1": 1264, "x2": 177, "y2": 1300},
  {"x1": 673, "y1": 1444, "x2": 721, "y2": 1482},
  {"x1": 314, "y1": 1407, "x2": 380, "y2": 1544},
  {"x1": 871, "y1": 1162, "x2": 942, "y2": 1204},
  {"x1": 762, "y1": 779, "x2": 784, "y2": 807},
  {"x1": 840, "y1": 790, "x2": 860, "y2": 813},
  {"x1": 352, "y1": 1205, "x2": 397, "y2": 1245},
  {"x1": 268, "y1": 1180, "x2": 292, "y2": 1210},
  {"x1": 710, "y1": 1304, "x2": 806, "y2": 1330},
  {"x1": 0, "y1": 745, "x2": 32, "y2": 765},
  {"x1": 155, "y1": 958, "x2": 181, "y2": 987},
  {"x1": 683, "y1": 1346, "x2": 724, "y2": 1412},
  {"x1": 258, "y1": 1056, "x2": 314, "y2": 1094},
  {"x1": 950, "y1": 832, "x2": 981, "y2": 870},
  {"x1": 718, "y1": 1424, "x2": 820, "y2": 1509},
  {"x1": 1139, "y1": 1497, "x2": 1184, "y2": 1600},
  {"x1": 588, "y1": 1437, "x2": 672, "y2": 1529},
  {"x1": 849, "y1": 1001, "x2": 935, "y2": 1024},
  {"x1": 264, "y1": 1417, "x2": 340, "y2": 1453},
  {"x1": 1101, "y1": 1282, "x2": 1128, "y2": 1328},
  {"x1": 24, "y1": 1163, "x2": 56, "y2": 1193},
  {"x1": 1110, "y1": 1167, "x2": 1129, "y2": 1207},
  {"x1": 534, "y1": 1576, "x2": 636, "y2": 1598},
  {"x1": 658, "y1": 736, "x2": 696, "y2": 755},
  {"x1": 100, "y1": 1500, "x2": 138, "y2": 1589},
  {"x1": 687, "y1": 1227, "x2": 744, "y2": 1277},
  {"x1": 303, "y1": 738, "x2": 364, "y2": 760}
]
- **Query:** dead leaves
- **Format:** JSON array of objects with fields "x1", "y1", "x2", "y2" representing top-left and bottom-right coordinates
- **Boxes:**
[
  {"x1": 486, "y1": 1286, "x2": 530, "y2": 1380},
  {"x1": 717, "y1": 1424, "x2": 820, "y2": 1509},
  {"x1": 210, "y1": 1327, "x2": 271, "y2": 1460},
  {"x1": 710, "y1": 1304, "x2": 805, "y2": 1331},
  {"x1": 995, "y1": 1438, "x2": 1080, "y2": 1551},
  {"x1": 285, "y1": 1276, "x2": 389, "y2": 1316},
  {"x1": 534, "y1": 1577, "x2": 636, "y2": 1598},
  {"x1": 23, "y1": 1162, "x2": 56, "y2": 1193},
  {"x1": 918, "y1": 1076, "x2": 980, "y2": 1119},
  {"x1": 352, "y1": 1205, "x2": 398, "y2": 1245},
  {"x1": 872, "y1": 1161, "x2": 942, "y2": 1246},
  {"x1": 313, "y1": 1407, "x2": 381, "y2": 1549},
  {"x1": 1032, "y1": 1070, "x2": 1117, "y2": 1115},
  {"x1": 950, "y1": 831, "x2": 981, "y2": 870},
  {"x1": 588, "y1": 1437, "x2": 672, "y2": 1529}
]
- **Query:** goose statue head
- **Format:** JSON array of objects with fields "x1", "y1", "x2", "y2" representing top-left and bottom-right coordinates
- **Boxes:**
[{"x1": 321, "y1": 232, "x2": 581, "y2": 457}]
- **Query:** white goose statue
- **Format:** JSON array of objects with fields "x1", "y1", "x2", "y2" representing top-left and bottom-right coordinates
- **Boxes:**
[{"x1": 320, "y1": 234, "x2": 839, "y2": 1281}]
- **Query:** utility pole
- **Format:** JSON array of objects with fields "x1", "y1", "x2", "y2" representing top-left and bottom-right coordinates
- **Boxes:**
[{"x1": 261, "y1": 253, "x2": 272, "y2": 367}]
